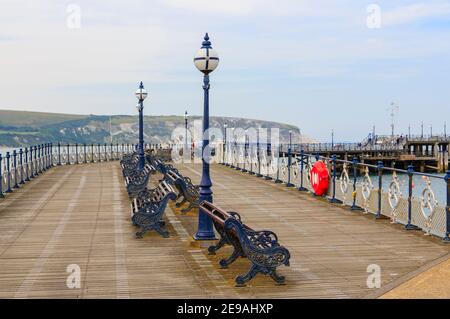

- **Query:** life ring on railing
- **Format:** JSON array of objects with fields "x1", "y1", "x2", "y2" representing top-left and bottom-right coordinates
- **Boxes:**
[{"x1": 309, "y1": 161, "x2": 330, "y2": 196}]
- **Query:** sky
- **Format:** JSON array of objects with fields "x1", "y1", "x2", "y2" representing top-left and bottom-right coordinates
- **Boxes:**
[{"x1": 0, "y1": 0, "x2": 450, "y2": 142}]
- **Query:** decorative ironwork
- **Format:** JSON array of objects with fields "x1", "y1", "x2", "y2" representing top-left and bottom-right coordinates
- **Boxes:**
[
  {"x1": 361, "y1": 166, "x2": 373, "y2": 213},
  {"x1": 420, "y1": 176, "x2": 439, "y2": 235},
  {"x1": 388, "y1": 171, "x2": 402, "y2": 223},
  {"x1": 340, "y1": 163, "x2": 350, "y2": 204}
]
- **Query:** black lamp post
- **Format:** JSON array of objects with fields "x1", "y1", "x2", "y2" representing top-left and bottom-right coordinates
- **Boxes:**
[
  {"x1": 135, "y1": 81, "x2": 148, "y2": 170},
  {"x1": 193, "y1": 33, "x2": 219, "y2": 240}
]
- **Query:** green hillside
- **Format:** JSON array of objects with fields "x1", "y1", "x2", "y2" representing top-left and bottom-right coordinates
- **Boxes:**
[{"x1": 0, "y1": 110, "x2": 308, "y2": 147}]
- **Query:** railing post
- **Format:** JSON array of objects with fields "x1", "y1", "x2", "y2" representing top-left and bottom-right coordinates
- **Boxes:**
[
  {"x1": 75, "y1": 143, "x2": 78, "y2": 164},
  {"x1": 104, "y1": 143, "x2": 107, "y2": 161},
  {"x1": 299, "y1": 150, "x2": 307, "y2": 191},
  {"x1": 42, "y1": 144, "x2": 47, "y2": 171},
  {"x1": 98, "y1": 143, "x2": 101, "y2": 162},
  {"x1": 33, "y1": 146, "x2": 37, "y2": 176},
  {"x1": 19, "y1": 148, "x2": 24, "y2": 185},
  {"x1": 350, "y1": 158, "x2": 360, "y2": 210},
  {"x1": 6, "y1": 152, "x2": 12, "y2": 193},
  {"x1": 12, "y1": 150, "x2": 19, "y2": 189},
  {"x1": 287, "y1": 145, "x2": 294, "y2": 187},
  {"x1": 274, "y1": 145, "x2": 282, "y2": 183},
  {"x1": 58, "y1": 142, "x2": 61, "y2": 166},
  {"x1": 66, "y1": 144, "x2": 70, "y2": 165},
  {"x1": 30, "y1": 146, "x2": 34, "y2": 178},
  {"x1": 0, "y1": 154, "x2": 3, "y2": 198},
  {"x1": 84, "y1": 144, "x2": 87, "y2": 163},
  {"x1": 39, "y1": 145, "x2": 43, "y2": 173},
  {"x1": 91, "y1": 144, "x2": 94, "y2": 163},
  {"x1": 375, "y1": 161, "x2": 384, "y2": 219},
  {"x1": 256, "y1": 143, "x2": 262, "y2": 177},
  {"x1": 444, "y1": 171, "x2": 450, "y2": 242},
  {"x1": 25, "y1": 147, "x2": 30, "y2": 182},
  {"x1": 405, "y1": 165, "x2": 419, "y2": 230},
  {"x1": 329, "y1": 155, "x2": 341, "y2": 203},
  {"x1": 49, "y1": 143, "x2": 53, "y2": 168}
]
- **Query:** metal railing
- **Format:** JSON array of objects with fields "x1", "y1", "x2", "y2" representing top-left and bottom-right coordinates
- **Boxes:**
[
  {"x1": 218, "y1": 142, "x2": 450, "y2": 242},
  {"x1": 0, "y1": 142, "x2": 140, "y2": 199}
]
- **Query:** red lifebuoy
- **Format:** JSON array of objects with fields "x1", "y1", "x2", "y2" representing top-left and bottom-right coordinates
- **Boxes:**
[{"x1": 310, "y1": 161, "x2": 330, "y2": 196}]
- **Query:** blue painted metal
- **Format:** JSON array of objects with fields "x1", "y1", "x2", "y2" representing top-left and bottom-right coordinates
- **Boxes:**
[
  {"x1": 286, "y1": 139, "x2": 294, "y2": 187},
  {"x1": 19, "y1": 149, "x2": 24, "y2": 184},
  {"x1": 58, "y1": 142, "x2": 61, "y2": 166},
  {"x1": 350, "y1": 158, "x2": 360, "y2": 210},
  {"x1": 256, "y1": 136, "x2": 263, "y2": 178},
  {"x1": 444, "y1": 170, "x2": 450, "y2": 243},
  {"x1": 195, "y1": 33, "x2": 217, "y2": 241},
  {"x1": 274, "y1": 145, "x2": 283, "y2": 184},
  {"x1": 75, "y1": 143, "x2": 78, "y2": 164},
  {"x1": 298, "y1": 150, "x2": 307, "y2": 191},
  {"x1": 34, "y1": 145, "x2": 38, "y2": 175},
  {"x1": 329, "y1": 155, "x2": 341, "y2": 203},
  {"x1": 67, "y1": 144, "x2": 70, "y2": 165},
  {"x1": 13, "y1": 150, "x2": 19, "y2": 188},
  {"x1": 84, "y1": 144, "x2": 87, "y2": 163},
  {"x1": 25, "y1": 147, "x2": 30, "y2": 182},
  {"x1": 405, "y1": 165, "x2": 420, "y2": 230},
  {"x1": 91, "y1": 144, "x2": 94, "y2": 163},
  {"x1": 43, "y1": 144, "x2": 47, "y2": 171},
  {"x1": 375, "y1": 161, "x2": 384, "y2": 219},
  {"x1": 0, "y1": 154, "x2": 4, "y2": 198},
  {"x1": 242, "y1": 137, "x2": 248, "y2": 173},
  {"x1": 30, "y1": 146, "x2": 34, "y2": 178},
  {"x1": 49, "y1": 143, "x2": 53, "y2": 167},
  {"x1": 137, "y1": 81, "x2": 146, "y2": 171},
  {"x1": 5, "y1": 152, "x2": 12, "y2": 193}
]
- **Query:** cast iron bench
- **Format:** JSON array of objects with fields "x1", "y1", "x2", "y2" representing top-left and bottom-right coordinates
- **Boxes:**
[
  {"x1": 124, "y1": 163, "x2": 156, "y2": 197},
  {"x1": 200, "y1": 201, "x2": 291, "y2": 287},
  {"x1": 163, "y1": 167, "x2": 200, "y2": 213},
  {"x1": 131, "y1": 180, "x2": 177, "y2": 238}
]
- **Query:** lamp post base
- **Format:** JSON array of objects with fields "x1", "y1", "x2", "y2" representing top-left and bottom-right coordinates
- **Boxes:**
[
  {"x1": 194, "y1": 232, "x2": 217, "y2": 241},
  {"x1": 443, "y1": 236, "x2": 450, "y2": 243}
]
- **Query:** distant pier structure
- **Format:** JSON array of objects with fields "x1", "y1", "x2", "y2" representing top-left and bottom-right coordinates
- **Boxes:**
[{"x1": 287, "y1": 135, "x2": 450, "y2": 173}]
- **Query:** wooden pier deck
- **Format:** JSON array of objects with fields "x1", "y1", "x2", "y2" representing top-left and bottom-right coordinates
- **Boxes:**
[{"x1": 0, "y1": 161, "x2": 449, "y2": 299}]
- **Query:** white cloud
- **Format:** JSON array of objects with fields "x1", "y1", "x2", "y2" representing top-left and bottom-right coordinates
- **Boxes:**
[{"x1": 382, "y1": 2, "x2": 450, "y2": 26}]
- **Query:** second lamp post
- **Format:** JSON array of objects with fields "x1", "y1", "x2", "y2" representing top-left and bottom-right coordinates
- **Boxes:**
[
  {"x1": 193, "y1": 33, "x2": 220, "y2": 240},
  {"x1": 135, "y1": 81, "x2": 148, "y2": 170}
]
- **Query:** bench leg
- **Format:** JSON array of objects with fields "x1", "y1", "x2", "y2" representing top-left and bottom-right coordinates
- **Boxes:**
[
  {"x1": 152, "y1": 223, "x2": 170, "y2": 238},
  {"x1": 175, "y1": 198, "x2": 187, "y2": 208},
  {"x1": 235, "y1": 264, "x2": 260, "y2": 287},
  {"x1": 219, "y1": 246, "x2": 243, "y2": 269},
  {"x1": 269, "y1": 269, "x2": 286, "y2": 285},
  {"x1": 208, "y1": 237, "x2": 227, "y2": 255}
]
